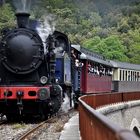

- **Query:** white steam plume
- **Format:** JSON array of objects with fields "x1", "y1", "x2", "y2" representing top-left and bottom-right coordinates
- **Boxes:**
[
  {"x1": 13, "y1": 0, "x2": 31, "y2": 12},
  {"x1": 36, "y1": 14, "x2": 56, "y2": 47}
]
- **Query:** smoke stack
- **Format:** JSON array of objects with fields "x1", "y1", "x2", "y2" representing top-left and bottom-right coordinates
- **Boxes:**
[{"x1": 15, "y1": 11, "x2": 30, "y2": 28}]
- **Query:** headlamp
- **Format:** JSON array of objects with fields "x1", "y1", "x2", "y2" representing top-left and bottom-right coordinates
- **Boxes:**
[
  {"x1": 40, "y1": 76, "x2": 48, "y2": 84},
  {"x1": 38, "y1": 88, "x2": 50, "y2": 100}
]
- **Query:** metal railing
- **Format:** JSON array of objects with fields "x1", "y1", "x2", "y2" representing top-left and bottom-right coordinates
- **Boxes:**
[{"x1": 79, "y1": 92, "x2": 140, "y2": 140}]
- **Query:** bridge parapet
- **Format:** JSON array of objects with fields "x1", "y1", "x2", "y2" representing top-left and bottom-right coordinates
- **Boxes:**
[
  {"x1": 79, "y1": 92, "x2": 140, "y2": 140},
  {"x1": 97, "y1": 100, "x2": 140, "y2": 137}
]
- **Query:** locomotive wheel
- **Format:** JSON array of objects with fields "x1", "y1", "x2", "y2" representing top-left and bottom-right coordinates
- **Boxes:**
[
  {"x1": 49, "y1": 85, "x2": 62, "y2": 115},
  {"x1": 50, "y1": 94, "x2": 62, "y2": 115},
  {"x1": 40, "y1": 96, "x2": 62, "y2": 120}
]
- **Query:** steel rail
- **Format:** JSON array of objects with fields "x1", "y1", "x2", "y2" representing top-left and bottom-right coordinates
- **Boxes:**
[
  {"x1": 17, "y1": 120, "x2": 47, "y2": 140},
  {"x1": 16, "y1": 109, "x2": 75, "y2": 140}
]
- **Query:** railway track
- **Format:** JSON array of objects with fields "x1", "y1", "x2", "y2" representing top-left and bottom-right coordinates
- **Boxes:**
[
  {"x1": 16, "y1": 109, "x2": 76, "y2": 140},
  {"x1": 16, "y1": 120, "x2": 47, "y2": 140}
]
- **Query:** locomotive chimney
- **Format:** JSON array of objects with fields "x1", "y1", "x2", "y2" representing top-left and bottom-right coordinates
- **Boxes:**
[{"x1": 15, "y1": 11, "x2": 30, "y2": 28}]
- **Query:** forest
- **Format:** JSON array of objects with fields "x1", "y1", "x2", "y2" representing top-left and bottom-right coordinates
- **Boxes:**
[{"x1": 1, "y1": 0, "x2": 140, "y2": 64}]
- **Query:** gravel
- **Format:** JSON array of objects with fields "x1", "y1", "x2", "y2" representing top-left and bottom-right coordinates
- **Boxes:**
[
  {"x1": 0, "y1": 110, "x2": 77, "y2": 140},
  {"x1": 0, "y1": 123, "x2": 35, "y2": 140},
  {"x1": 32, "y1": 111, "x2": 77, "y2": 140}
]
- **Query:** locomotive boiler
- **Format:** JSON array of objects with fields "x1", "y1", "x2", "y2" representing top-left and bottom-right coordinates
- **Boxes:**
[{"x1": 0, "y1": 11, "x2": 70, "y2": 120}]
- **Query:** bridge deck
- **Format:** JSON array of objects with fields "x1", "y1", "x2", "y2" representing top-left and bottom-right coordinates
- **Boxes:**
[{"x1": 59, "y1": 113, "x2": 81, "y2": 140}]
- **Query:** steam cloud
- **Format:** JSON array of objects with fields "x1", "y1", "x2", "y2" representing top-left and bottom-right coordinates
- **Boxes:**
[
  {"x1": 13, "y1": 0, "x2": 31, "y2": 12},
  {"x1": 36, "y1": 15, "x2": 56, "y2": 50}
]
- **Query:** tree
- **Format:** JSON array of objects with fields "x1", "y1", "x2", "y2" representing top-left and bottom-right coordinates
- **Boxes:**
[
  {"x1": 0, "y1": 3, "x2": 15, "y2": 30},
  {"x1": 82, "y1": 35, "x2": 128, "y2": 62},
  {"x1": 118, "y1": 18, "x2": 130, "y2": 33},
  {"x1": 128, "y1": 13, "x2": 140, "y2": 29}
]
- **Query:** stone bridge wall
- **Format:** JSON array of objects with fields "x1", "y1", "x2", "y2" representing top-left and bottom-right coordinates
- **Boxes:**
[{"x1": 97, "y1": 100, "x2": 140, "y2": 136}]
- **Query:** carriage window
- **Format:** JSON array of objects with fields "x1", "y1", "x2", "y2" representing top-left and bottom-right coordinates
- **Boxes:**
[
  {"x1": 135, "y1": 72, "x2": 136, "y2": 81},
  {"x1": 138, "y1": 72, "x2": 140, "y2": 81},
  {"x1": 88, "y1": 62, "x2": 92, "y2": 73},
  {"x1": 123, "y1": 70, "x2": 125, "y2": 81},
  {"x1": 125, "y1": 71, "x2": 127, "y2": 81},
  {"x1": 131, "y1": 71, "x2": 133, "y2": 81},
  {"x1": 128, "y1": 71, "x2": 130, "y2": 81},
  {"x1": 137, "y1": 72, "x2": 140, "y2": 81},
  {"x1": 133, "y1": 71, "x2": 135, "y2": 81},
  {"x1": 120, "y1": 70, "x2": 122, "y2": 81}
]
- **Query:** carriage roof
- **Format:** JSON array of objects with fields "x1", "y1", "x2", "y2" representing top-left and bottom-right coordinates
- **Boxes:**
[
  {"x1": 71, "y1": 45, "x2": 112, "y2": 67},
  {"x1": 71, "y1": 45, "x2": 140, "y2": 70},
  {"x1": 110, "y1": 60, "x2": 140, "y2": 71}
]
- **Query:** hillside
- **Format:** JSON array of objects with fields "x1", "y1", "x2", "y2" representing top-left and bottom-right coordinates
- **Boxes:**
[{"x1": 1, "y1": 0, "x2": 140, "y2": 64}]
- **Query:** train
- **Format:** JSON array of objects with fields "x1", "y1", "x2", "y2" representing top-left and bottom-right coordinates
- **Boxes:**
[{"x1": 0, "y1": 11, "x2": 140, "y2": 120}]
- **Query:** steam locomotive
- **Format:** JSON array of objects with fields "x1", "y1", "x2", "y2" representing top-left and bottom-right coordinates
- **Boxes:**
[{"x1": 0, "y1": 12, "x2": 72, "y2": 120}]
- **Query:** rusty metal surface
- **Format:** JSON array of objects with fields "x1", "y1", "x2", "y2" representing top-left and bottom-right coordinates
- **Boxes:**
[
  {"x1": 123, "y1": 91, "x2": 140, "y2": 101},
  {"x1": 82, "y1": 93, "x2": 123, "y2": 108},
  {"x1": 79, "y1": 92, "x2": 140, "y2": 140}
]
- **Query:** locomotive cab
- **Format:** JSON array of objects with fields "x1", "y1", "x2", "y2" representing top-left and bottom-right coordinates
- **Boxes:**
[
  {"x1": 53, "y1": 31, "x2": 71, "y2": 87},
  {"x1": 52, "y1": 31, "x2": 73, "y2": 108}
]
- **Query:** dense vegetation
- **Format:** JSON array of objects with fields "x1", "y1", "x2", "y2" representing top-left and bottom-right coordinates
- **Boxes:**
[{"x1": 1, "y1": 0, "x2": 140, "y2": 64}]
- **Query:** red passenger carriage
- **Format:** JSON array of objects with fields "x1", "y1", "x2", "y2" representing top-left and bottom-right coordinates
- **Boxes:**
[
  {"x1": 81, "y1": 61, "x2": 112, "y2": 93},
  {"x1": 71, "y1": 46, "x2": 113, "y2": 94}
]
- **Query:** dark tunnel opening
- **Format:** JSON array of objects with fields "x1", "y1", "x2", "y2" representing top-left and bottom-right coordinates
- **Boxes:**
[{"x1": 133, "y1": 127, "x2": 140, "y2": 138}]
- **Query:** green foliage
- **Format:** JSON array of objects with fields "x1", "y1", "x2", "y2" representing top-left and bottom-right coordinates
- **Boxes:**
[
  {"x1": 118, "y1": 18, "x2": 130, "y2": 33},
  {"x1": 128, "y1": 14, "x2": 140, "y2": 29},
  {"x1": 0, "y1": 3, "x2": 15, "y2": 30},
  {"x1": 1, "y1": 0, "x2": 140, "y2": 64},
  {"x1": 82, "y1": 36, "x2": 101, "y2": 49},
  {"x1": 123, "y1": 30, "x2": 140, "y2": 64},
  {"x1": 83, "y1": 35, "x2": 128, "y2": 61}
]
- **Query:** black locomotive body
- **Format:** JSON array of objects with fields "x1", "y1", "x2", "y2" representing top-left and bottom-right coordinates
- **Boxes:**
[{"x1": 0, "y1": 12, "x2": 71, "y2": 120}]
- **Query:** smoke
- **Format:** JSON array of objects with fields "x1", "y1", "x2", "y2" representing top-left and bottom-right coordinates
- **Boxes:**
[
  {"x1": 61, "y1": 93, "x2": 74, "y2": 113},
  {"x1": 13, "y1": 0, "x2": 31, "y2": 12},
  {"x1": 36, "y1": 15, "x2": 56, "y2": 49}
]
